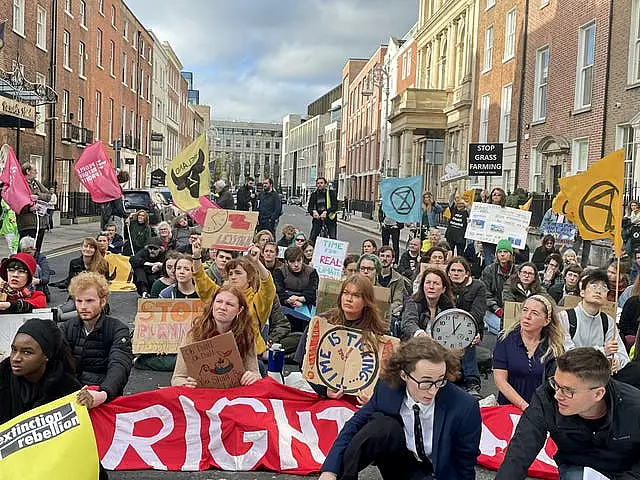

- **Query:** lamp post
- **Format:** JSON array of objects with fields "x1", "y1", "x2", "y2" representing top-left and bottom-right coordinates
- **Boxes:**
[{"x1": 362, "y1": 63, "x2": 390, "y2": 179}]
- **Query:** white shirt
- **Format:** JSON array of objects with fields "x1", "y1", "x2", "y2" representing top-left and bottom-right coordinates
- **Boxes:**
[{"x1": 399, "y1": 389, "x2": 436, "y2": 461}]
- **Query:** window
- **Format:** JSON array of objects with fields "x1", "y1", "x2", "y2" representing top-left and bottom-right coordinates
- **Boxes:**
[
  {"x1": 483, "y1": 26, "x2": 493, "y2": 71},
  {"x1": 486, "y1": 0, "x2": 495, "y2": 9},
  {"x1": 111, "y1": 5, "x2": 116, "y2": 27},
  {"x1": 130, "y1": 59, "x2": 135, "y2": 90},
  {"x1": 266, "y1": 141, "x2": 271, "y2": 149},
  {"x1": 479, "y1": 94, "x2": 490, "y2": 142},
  {"x1": 78, "y1": 41, "x2": 86, "y2": 77},
  {"x1": 64, "y1": 0, "x2": 72, "y2": 15},
  {"x1": 98, "y1": 0, "x2": 103, "y2": 14},
  {"x1": 424, "y1": 46, "x2": 432, "y2": 89},
  {"x1": 533, "y1": 46, "x2": 549, "y2": 122},
  {"x1": 121, "y1": 105, "x2": 125, "y2": 138},
  {"x1": 36, "y1": 6, "x2": 47, "y2": 49},
  {"x1": 130, "y1": 111, "x2": 134, "y2": 138},
  {"x1": 13, "y1": 0, "x2": 25, "y2": 36},
  {"x1": 629, "y1": 0, "x2": 640, "y2": 84},
  {"x1": 95, "y1": 91, "x2": 101, "y2": 139},
  {"x1": 575, "y1": 22, "x2": 595, "y2": 110},
  {"x1": 121, "y1": 52, "x2": 127, "y2": 84},
  {"x1": 530, "y1": 148, "x2": 543, "y2": 192},
  {"x1": 96, "y1": 29, "x2": 103, "y2": 66},
  {"x1": 571, "y1": 138, "x2": 589, "y2": 173},
  {"x1": 63, "y1": 31, "x2": 71, "y2": 69},
  {"x1": 616, "y1": 125, "x2": 637, "y2": 197},
  {"x1": 438, "y1": 36, "x2": 447, "y2": 89},
  {"x1": 78, "y1": 97, "x2": 84, "y2": 125},
  {"x1": 79, "y1": 0, "x2": 86, "y2": 27},
  {"x1": 275, "y1": 141, "x2": 280, "y2": 149},
  {"x1": 108, "y1": 98, "x2": 114, "y2": 143},
  {"x1": 123, "y1": 21, "x2": 129, "y2": 40},
  {"x1": 504, "y1": 9, "x2": 517, "y2": 61},
  {"x1": 35, "y1": 73, "x2": 46, "y2": 135},
  {"x1": 61, "y1": 90, "x2": 69, "y2": 124},
  {"x1": 109, "y1": 41, "x2": 115, "y2": 75},
  {"x1": 455, "y1": 21, "x2": 466, "y2": 84},
  {"x1": 500, "y1": 84, "x2": 513, "y2": 143},
  {"x1": 541, "y1": 0, "x2": 550, "y2": 7}
]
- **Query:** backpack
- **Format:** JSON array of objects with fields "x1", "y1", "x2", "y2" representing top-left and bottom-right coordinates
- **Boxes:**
[{"x1": 566, "y1": 307, "x2": 609, "y2": 342}]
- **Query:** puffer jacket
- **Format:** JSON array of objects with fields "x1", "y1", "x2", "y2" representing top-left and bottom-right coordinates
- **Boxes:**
[
  {"x1": 482, "y1": 262, "x2": 514, "y2": 314},
  {"x1": 61, "y1": 313, "x2": 132, "y2": 401}
]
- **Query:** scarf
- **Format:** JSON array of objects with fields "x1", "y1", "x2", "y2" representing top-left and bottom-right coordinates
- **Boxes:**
[{"x1": 0, "y1": 281, "x2": 32, "y2": 302}]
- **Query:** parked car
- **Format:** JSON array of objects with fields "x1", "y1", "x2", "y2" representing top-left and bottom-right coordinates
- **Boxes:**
[
  {"x1": 123, "y1": 189, "x2": 174, "y2": 224},
  {"x1": 289, "y1": 196, "x2": 303, "y2": 206},
  {"x1": 157, "y1": 187, "x2": 182, "y2": 217}
]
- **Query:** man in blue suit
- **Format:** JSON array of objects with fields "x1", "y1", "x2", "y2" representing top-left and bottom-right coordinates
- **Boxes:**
[{"x1": 319, "y1": 337, "x2": 481, "y2": 480}]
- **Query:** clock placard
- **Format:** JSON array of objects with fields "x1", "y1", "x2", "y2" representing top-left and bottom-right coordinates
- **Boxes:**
[
  {"x1": 431, "y1": 308, "x2": 478, "y2": 350},
  {"x1": 302, "y1": 316, "x2": 398, "y2": 396}
]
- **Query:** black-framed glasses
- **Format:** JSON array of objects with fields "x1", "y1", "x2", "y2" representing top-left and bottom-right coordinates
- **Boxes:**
[
  {"x1": 548, "y1": 377, "x2": 600, "y2": 399},
  {"x1": 404, "y1": 371, "x2": 447, "y2": 391}
]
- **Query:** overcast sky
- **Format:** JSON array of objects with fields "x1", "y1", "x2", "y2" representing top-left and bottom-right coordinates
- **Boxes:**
[{"x1": 126, "y1": 0, "x2": 419, "y2": 123}]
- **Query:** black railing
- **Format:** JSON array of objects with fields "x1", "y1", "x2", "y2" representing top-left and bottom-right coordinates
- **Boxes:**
[
  {"x1": 78, "y1": 127, "x2": 93, "y2": 145},
  {"x1": 59, "y1": 191, "x2": 103, "y2": 220},
  {"x1": 61, "y1": 122, "x2": 81, "y2": 142},
  {"x1": 349, "y1": 199, "x2": 375, "y2": 220}
]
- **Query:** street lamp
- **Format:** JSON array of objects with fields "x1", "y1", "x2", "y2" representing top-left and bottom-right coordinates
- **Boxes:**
[{"x1": 361, "y1": 63, "x2": 390, "y2": 179}]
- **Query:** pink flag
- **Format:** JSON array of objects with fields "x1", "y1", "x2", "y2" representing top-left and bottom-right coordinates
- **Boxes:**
[
  {"x1": 184, "y1": 195, "x2": 219, "y2": 226},
  {"x1": 74, "y1": 141, "x2": 122, "y2": 203},
  {"x1": 0, "y1": 144, "x2": 33, "y2": 214}
]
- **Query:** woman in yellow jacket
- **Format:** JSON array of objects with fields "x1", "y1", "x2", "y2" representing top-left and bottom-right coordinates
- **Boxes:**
[{"x1": 191, "y1": 238, "x2": 276, "y2": 355}]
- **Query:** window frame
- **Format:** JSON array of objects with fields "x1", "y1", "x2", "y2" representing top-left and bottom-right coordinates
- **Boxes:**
[
  {"x1": 63, "y1": 30, "x2": 72, "y2": 70},
  {"x1": 629, "y1": 0, "x2": 640, "y2": 85},
  {"x1": 13, "y1": 0, "x2": 25, "y2": 37},
  {"x1": 533, "y1": 46, "x2": 549, "y2": 123},
  {"x1": 574, "y1": 21, "x2": 596, "y2": 111},
  {"x1": 499, "y1": 84, "x2": 513, "y2": 144},
  {"x1": 483, "y1": 26, "x2": 494, "y2": 72},
  {"x1": 78, "y1": 41, "x2": 86, "y2": 78},
  {"x1": 503, "y1": 8, "x2": 517, "y2": 62},
  {"x1": 479, "y1": 94, "x2": 490, "y2": 143},
  {"x1": 571, "y1": 137, "x2": 590, "y2": 174},
  {"x1": 36, "y1": 5, "x2": 47, "y2": 50}
]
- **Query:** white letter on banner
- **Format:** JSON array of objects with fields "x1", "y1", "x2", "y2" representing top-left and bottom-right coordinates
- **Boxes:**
[
  {"x1": 206, "y1": 397, "x2": 268, "y2": 470},
  {"x1": 315, "y1": 406, "x2": 355, "y2": 433},
  {"x1": 101, "y1": 405, "x2": 174, "y2": 470},
  {"x1": 508, "y1": 414, "x2": 556, "y2": 467},
  {"x1": 179, "y1": 395, "x2": 202, "y2": 471},
  {"x1": 270, "y1": 399, "x2": 326, "y2": 470},
  {"x1": 479, "y1": 420, "x2": 508, "y2": 457}
]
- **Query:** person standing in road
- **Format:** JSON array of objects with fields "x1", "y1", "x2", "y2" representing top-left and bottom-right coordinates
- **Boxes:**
[
  {"x1": 379, "y1": 205, "x2": 403, "y2": 262},
  {"x1": 308, "y1": 177, "x2": 338, "y2": 243},
  {"x1": 236, "y1": 176, "x2": 257, "y2": 211},
  {"x1": 257, "y1": 178, "x2": 282, "y2": 237},
  {"x1": 46, "y1": 187, "x2": 57, "y2": 230},
  {"x1": 17, "y1": 162, "x2": 51, "y2": 253}
]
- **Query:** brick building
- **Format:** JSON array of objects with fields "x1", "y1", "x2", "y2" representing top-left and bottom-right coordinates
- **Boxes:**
[{"x1": 518, "y1": 1, "x2": 611, "y2": 194}]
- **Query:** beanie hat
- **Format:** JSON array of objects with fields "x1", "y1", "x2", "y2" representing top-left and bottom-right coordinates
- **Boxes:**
[
  {"x1": 146, "y1": 236, "x2": 163, "y2": 249},
  {"x1": 495, "y1": 239, "x2": 513, "y2": 254},
  {"x1": 0, "y1": 253, "x2": 37, "y2": 284}
]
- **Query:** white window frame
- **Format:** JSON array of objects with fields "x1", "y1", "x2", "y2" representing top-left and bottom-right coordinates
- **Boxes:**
[
  {"x1": 78, "y1": 96, "x2": 84, "y2": 126},
  {"x1": 486, "y1": 0, "x2": 495, "y2": 10},
  {"x1": 504, "y1": 8, "x2": 517, "y2": 62},
  {"x1": 479, "y1": 94, "x2": 490, "y2": 143},
  {"x1": 616, "y1": 125, "x2": 637, "y2": 198},
  {"x1": 61, "y1": 90, "x2": 69, "y2": 123},
  {"x1": 533, "y1": 46, "x2": 549, "y2": 122},
  {"x1": 483, "y1": 26, "x2": 494, "y2": 72},
  {"x1": 123, "y1": 21, "x2": 129, "y2": 40},
  {"x1": 13, "y1": 0, "x2": 25, "y2": 36},
  {"x1": 64, "y1": 0, "x2": 72, "y2": 15},
  {"x1": 629, "y1": 0, "x2": 640, "y2": 85},
  {"x1": 79, "y1": 0, "x2": 87, "y2": 28},
  {"x1": 109, "y1": 40, "x2": 115, "y2": 76},
  {"x1": 78, "y1": 41, "x2": 86, "y2": 78},
  {"x1": 541, "y1": 0, "x2": 550, "y2": 7},
  {"x1": 108, "y1": 98, "x2": 114, "y2": 143},
  {"x1": 96, "y1": 29, "x2": 103, "y2": 67},
  {"x1": 499, "y1": 84, "x2": 513, "y2": 143},
  {"x1": 574, "y1": 22, "x2": 596, "y2": 111},
  {"x1": 571, "y1": 137, "x2": 589, "y2": 174},
  {"x1": 121, "y1": 52, "x2": 127, "y2": 85},
  {"x1": 111, "y1": 5, "x2": 116, "y2": 27},
  {"x1": 530, "y1": 147, "x2": 543, "y2": 193},
  {"x1": 36, "y1": 5, "x2": 47, "y2": 50},
  {"x1": 95, "y1": 91, "x2": 101, "y2": 140},
  {"x1": 98, "y1": 0, "x2": 104, "y2": 14},
  {"x1": 63, "y1": 31, "x2": 71, "y2": 70}
]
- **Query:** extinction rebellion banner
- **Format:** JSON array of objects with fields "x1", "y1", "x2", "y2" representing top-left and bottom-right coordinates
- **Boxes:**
[{"x1": 87, "y1": 379, "x2": 559, "y2": 478}]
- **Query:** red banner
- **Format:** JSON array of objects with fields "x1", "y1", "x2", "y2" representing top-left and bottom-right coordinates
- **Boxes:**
[
  {"x1": 0, "y1": 144, "x2": 32, "y2": 214},
  {"x1": 184, "y1": 195, "x2": 219, "y2": 226},
  {"x1": 74, "y1": 141, "x2": 122, "y2": 203},
  {"x1": 89, "y1": 379, "x2": 559, "y2": 478}
]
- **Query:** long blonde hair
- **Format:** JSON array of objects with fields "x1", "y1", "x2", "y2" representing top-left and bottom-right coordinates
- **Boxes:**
[{"x1": 500, "y1": 295, "x2": 564, "y2": 361}]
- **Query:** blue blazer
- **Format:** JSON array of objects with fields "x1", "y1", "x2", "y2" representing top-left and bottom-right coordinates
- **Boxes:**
[{"x1": 322, "y1": 379, "x2": 482, "y2": 480}]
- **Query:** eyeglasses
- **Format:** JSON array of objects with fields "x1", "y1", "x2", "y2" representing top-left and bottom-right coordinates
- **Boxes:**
[
  {"x1": 404, "y1": 371, "x2": 447, "y2": 391},
  {"x1": 520, "y1": 270, "x2": 536, "y2": 277},
  {"x1": 587, "y1": 284, "x2": 609, "y2": 294},
  {"x1": 7, "y1": 267, "x2": 28, "y2": 275},
  {"x1": 359, "y1": 266, "x2": 375, "y2": 272},
  {"x1": 548, "y1": 377, "x2": 600, "y2": 399}
]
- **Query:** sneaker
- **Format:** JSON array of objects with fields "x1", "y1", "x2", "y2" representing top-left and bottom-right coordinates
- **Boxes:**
[
  {"x1": 141, "y1": 291, "x2": 149, "y2": 298},
  {"x1": 464, "y1": 384, "x2": 482, "y2": 400}
]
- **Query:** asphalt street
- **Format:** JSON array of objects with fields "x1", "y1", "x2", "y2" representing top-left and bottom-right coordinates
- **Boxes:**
[{"x1": 45, "y1": 205, "x2": 510, "y2": 480}]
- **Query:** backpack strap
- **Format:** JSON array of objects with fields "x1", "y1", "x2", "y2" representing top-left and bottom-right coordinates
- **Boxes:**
[
  {"x1": 600, "y1": 312, "x2": 609, "y2": 344},
  {"x1": 567, "y1": 308, "x2": 577, "y2": 339}
]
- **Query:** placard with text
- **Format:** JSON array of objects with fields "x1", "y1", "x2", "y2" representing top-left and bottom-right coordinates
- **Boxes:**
[
  {"x1": 312, "y1": 237, "x2": 349, "y2": 279},
  {"x1": 201, "y1": 209, "x2": 259, "y2": 251}
]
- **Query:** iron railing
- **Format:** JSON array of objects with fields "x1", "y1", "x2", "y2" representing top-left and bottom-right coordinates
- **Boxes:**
[{"x1": 59, "y1": 191, "x2": 103, "y2": 220}]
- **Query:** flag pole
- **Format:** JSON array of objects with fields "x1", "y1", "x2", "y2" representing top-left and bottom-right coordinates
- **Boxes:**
[{"x1": 123, "y1": 198, "x2": 134, "y2": 255}]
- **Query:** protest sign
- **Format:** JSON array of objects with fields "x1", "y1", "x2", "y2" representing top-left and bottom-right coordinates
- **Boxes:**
[
  {"x1": 302, "y1": 316, "x2": 398, "y2": 397},
  {"x1": 503, "y1": 302, "x2": 522, "y2": 331},
  {"x1": 0, "y1": 392, "x2": 100, "y2": 480},
  {"x1": 465, "y1": 203, "x2": 531, "y2": 249},
  {"x1": 316, "y1": 278, "x2": 390, "y2": 318},
  {"x1": 105, "y1": 253, "x2": 136, "y2": 292},
  {"x1": 419, "y1": 262, "x2": 446, "y2": 278},
  {"x1": 179, "y1": 331, "x2": 244, "y2": 388},
  {"x1": 201, "y1": 209, "x2": 259, "y2": 251},
  {"x1": 132, "y1": 299, "x2": 203, "y2": 354},
  {"x1": 542, "y1": 222, "x2": 577, "y2": 251},
  {"x1": 0, "y1": 309, "x2": 54, "y2": 361},
  {"x1": 312, "y1": 237, "x2": 348, "y2": 279}
]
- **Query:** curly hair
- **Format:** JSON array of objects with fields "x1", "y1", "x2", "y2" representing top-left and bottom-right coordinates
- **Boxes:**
[
  {"x1": 381, "y1": 336, "x2": 461, "y2": 387},
  {"x1": 82, "y1": 237, "x2": 108, "y2": 276},
  {"x1": 254, "y1": 230, "x2": 275, "y2": 245},
  {"x1": 325, "y1": 273, "x2": 388, "y2": 351},
  {"x1": 189, "y1": 285, "x2": 255, "y2": 359},
  {"x1": 68, "y1": 271, "x2": 110, "y2": 299}
]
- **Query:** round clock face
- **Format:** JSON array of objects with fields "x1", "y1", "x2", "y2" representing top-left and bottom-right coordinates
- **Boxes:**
[{"x1": 431, "y1": 308, "x2": 477, "y2": 350}]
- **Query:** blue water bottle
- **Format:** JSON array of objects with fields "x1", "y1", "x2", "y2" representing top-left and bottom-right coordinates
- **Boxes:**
[{"x1": 267, "y1": 343, "x2": 285, "y2": 383}]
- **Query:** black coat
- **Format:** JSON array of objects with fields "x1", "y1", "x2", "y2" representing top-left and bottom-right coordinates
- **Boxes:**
[
  {"x1": 452, "y1": 279, "x2": 487, "y2": 330},
  {"x1": 215, "y1": 188, "x2": 235, "y2": 210},
  {"x1": 0, "y1": 358, "x2": 82, "y2": 423},
  {"x1": 129, "y1": 247, "x2": 166, "y2": 272},
  {"x1": 620, "y1": 295, "x2": 640, "y2": 338},
  {"x1": 236, "y1": 184, "x2": 257, "y2": 211},
  {"x1": 61, "y1": 313, "x2": 133, "y2": 401},
  {"x1": 307, "y1": 188, "x2": 338, "y2": 221},
  {"x1": 496, "y1": 379, "x2": 640, "y2": 480},
  {"x1": 257, "y1": 190, "x2": 282, "y2": 231}
]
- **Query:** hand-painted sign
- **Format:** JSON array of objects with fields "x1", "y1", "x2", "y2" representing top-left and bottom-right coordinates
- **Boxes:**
[{"x1": 201, "y1": 209, "x2": 259, "y2": 251}]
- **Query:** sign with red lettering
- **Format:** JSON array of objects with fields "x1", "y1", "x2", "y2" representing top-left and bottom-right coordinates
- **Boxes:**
[
  {"x1": 201, "y1": 209, "x2": 259, "y2": 251},
  {"x1": 132, "y1": 299, "x2": 203, "y2": 354},
  {"x1": 311, "y1": 237, "x2": 349, "y2": 279}
]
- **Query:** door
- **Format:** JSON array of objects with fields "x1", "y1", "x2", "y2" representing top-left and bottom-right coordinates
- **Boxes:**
[{"x1": 552, "y1": 165, "x2": 562, "y2": 195}]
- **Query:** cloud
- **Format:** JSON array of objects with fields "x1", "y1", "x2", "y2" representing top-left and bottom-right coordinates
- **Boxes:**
[{"x1": 126, "y1": 0, "x2": 419, "y2": 121}]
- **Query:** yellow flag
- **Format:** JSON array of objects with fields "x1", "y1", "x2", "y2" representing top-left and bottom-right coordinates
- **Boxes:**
[
  {"x1": 519, "y1": 197, "x2": 533, "y2": 211},
  {"x1": 0, "y1": 392, "x2": 100, "y2": 479},
  {"x1": 557, "y1": 149, "x2": 624, "y2": 257},
  {"x1": 443, "y1": 207, "x2": 451, "y2": 220},
  {"x1": 168, "y1": 133, "x2": 210, "y2": 211},
  {"x1": 461, "y1": 189, "x2": 475, "y2": 205},
  {"x1": 106, "y1": 253, "x2": 136, "y2": 292}
]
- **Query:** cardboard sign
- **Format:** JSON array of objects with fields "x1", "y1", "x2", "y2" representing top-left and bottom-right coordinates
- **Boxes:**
[
  {"x1": 503, "y1": 302, "x2": 522, "y2": 331},
  {"x1": 179, "y1": 331, "x2": 244, "y2": 389},
  {"x1": 418, "y1": 262, "x2": 446, "y2": 277},
  {"x1": 302, "y1": 316, "x2": 398, "y2": 397},
  {"x1": 465, "y1": 203, "x2": 531, "y2": 249},
  {"x1": 132, "y1": 299, "x2": 204, "y2": 354},
  {"x1": 316, "y1": 278, "x2": 390, "y2": 318},
  {"x1": 0, "y1": 309, "x2": 53, "y2": 361},
  {"x1": 201, "y1": 209, "x2": 259, "y2": 251},
  {"x1": 562, "y1": 295, "x2": 617, "y2": 319},
  {"x1": 312, "y1": 237, "x2": 349, "y2": 279}
]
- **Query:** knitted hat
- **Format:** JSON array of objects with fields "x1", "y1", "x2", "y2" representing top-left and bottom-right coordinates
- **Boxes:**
[
  {"x1": 0, "y1": 253, "x2": 37, "y2": 284},
  {"x1": 495, "y1": 239, "x2": 514, "y2": 254},
  {"x1": 146, "y1": 236, "x2": 163, "y2": 249}
]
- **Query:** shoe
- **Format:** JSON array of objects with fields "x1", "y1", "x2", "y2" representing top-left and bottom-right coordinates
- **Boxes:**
[
  {"x1": 141, "y1": 291, "x2": 149, "y2": 298},
  {"x1": 464, "y1": 384, "x2": 482, "y2": 400}
]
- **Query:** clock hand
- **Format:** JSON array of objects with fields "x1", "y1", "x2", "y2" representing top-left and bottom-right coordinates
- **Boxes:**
[{"x1": 452, "y1": 320, "x2": 460, "y2": 335}]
